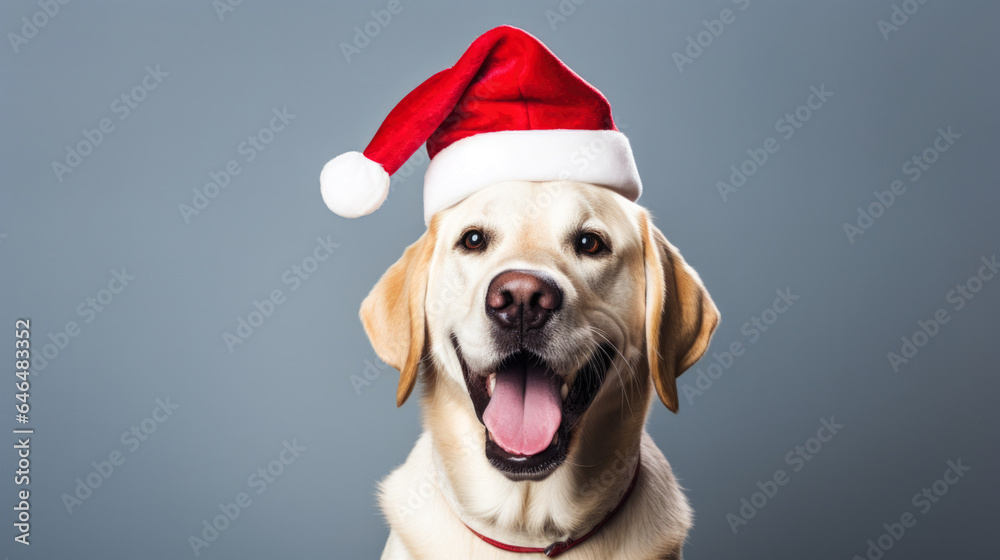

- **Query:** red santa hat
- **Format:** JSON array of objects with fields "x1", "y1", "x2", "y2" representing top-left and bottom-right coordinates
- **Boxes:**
[{"x1": 320, "y1": 25, "x2": 641, "y2": 224}]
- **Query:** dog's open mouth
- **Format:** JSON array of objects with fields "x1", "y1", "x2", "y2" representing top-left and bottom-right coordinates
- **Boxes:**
[{"x1": 455, "y1": 339, "x2": 614, "y2": 480}]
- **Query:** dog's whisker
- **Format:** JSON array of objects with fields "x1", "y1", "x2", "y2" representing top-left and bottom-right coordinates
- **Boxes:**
[{"x1": 584, "y1": 326, "x2": 638, "y2": 419}]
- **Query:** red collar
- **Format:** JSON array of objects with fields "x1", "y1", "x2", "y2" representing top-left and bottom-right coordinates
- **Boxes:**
[{"x1": 464, "y1": 456, "x2": 641, "y2": 557}]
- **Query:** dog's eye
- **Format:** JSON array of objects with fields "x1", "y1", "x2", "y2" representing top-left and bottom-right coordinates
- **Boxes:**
[
  {"x1": 576, "y1": 232, "x2": 607, "y2": 255},
  {"x1": 461, "y1": 229, "x2": 487, "y2": 251}
]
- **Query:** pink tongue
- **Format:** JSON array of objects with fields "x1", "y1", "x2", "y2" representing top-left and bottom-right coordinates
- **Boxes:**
[{"x1": 483, "y1": 364, "x2": 562, "y2": 456}]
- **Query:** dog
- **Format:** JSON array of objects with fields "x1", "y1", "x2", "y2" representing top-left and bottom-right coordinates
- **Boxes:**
[{"x1": 361, "y1": 179, "x2": 719, "y2": 559}]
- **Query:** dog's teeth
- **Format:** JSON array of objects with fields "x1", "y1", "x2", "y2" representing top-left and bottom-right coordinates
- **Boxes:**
[
  {"x1": 552, "y1": 432, "x2": 559, "y2": 445},
  {"x1": 488, "y1": 374, "x2": 496, "y2": 397},
  {"x1": 560, "y1": 383, "x2": 568, "y2": 401},
  {"x1": 488, "y1": 431, "x2": 495, "y2": 442}
]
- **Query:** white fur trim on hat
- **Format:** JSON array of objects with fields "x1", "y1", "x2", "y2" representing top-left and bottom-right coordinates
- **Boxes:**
[
  {"x1": 422, "y1": 129, "x2": 641, "y2": 224},
  {"x1": 320, "y1": 151, "x2": 391, "y2": 218}
]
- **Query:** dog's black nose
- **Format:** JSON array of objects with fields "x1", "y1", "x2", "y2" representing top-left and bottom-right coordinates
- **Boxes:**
[{"x1": 486, "y1": 270, "x2": 562, "y2": 331}]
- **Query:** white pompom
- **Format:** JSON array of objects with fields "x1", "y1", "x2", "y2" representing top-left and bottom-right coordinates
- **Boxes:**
[{"x1": 320, "y1": 151, "x2": 391, "y2": 218}]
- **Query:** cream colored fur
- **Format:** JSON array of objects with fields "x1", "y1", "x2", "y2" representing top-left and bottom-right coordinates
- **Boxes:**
[{"x1": 362, "y1": 181, "x2": 719, "y2": 559}]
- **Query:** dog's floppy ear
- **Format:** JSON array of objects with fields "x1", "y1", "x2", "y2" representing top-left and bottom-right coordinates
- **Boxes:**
[
  {"x1": 360, "y1": 224, "x2": 437, "y2": 407},
  {"x1": 641, "y1": 211, "x2": 719, "y2": 413}
]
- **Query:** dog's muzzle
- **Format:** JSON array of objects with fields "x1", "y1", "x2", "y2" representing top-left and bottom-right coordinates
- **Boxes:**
[{"x1": 451, "y1": 270, "x2": 614, "y2": 480}]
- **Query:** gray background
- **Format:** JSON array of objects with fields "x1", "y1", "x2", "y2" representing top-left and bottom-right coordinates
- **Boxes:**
[{"x1": 2, "y1": 0, "x2": 998, "y2": 558}]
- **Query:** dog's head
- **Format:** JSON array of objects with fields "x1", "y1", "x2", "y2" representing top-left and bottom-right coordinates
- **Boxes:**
[{"x1": 361, "y1": 181, "x2": 718, "y2": 480}]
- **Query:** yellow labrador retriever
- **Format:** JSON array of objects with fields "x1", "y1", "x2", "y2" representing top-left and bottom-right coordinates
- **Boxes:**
[{"x1": 362, "y1": 180, "x2": 719, "y2": 559}]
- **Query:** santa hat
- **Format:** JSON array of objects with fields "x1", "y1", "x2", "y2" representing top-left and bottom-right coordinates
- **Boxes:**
[{"x1": 320, "y1": 25, "x2": 641, "y2": 224}]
